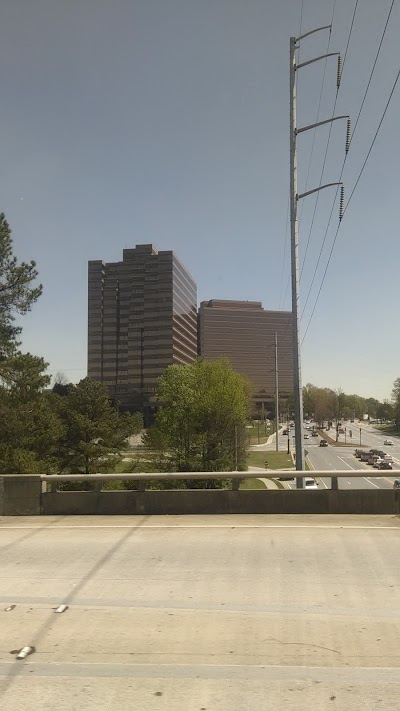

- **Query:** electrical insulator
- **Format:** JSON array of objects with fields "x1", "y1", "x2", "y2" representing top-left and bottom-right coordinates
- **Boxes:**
[
  {"x1": 345, "y1": 118, "x2": 351, "y2": 154},
  {"x1": 339, "y1": 185, "x2": 345, "y2": 221},
  {"x1": 337, "y1": 54, "x2": 342, "y2": 90}
]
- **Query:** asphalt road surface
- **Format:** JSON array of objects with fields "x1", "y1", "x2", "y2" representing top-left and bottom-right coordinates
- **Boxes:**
[
  {"x1": 1, "y1": 514, "x2": 400, "y2": 710},
  {"x1": 306, "y1": 423, "x2": 400, "y2": 489}
]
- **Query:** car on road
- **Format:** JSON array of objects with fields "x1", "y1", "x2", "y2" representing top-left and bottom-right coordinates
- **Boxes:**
[
  {"x1": 311, "y1": 431, "x2": 318, "y2": 437},
  {"x1": 319, "y1": 439, "x2": 328, "y2": 447},
  {"x1": 304, "y1": 477, "x2": 318, "y2": 489},
  {"x1": 373, "y1": 458, "x2": 384, "y2": 468},
  {"x1": 367, "y1": 455, "x2": 379, "y2": 465},
  {"x1": 304, "y1": 434, "x2": 309, "y2": 439},
  {"x1": 360, "y1": 452, "x2": 371, "y2": 462},
  {"x1": 384, "y1": 455, "x2": 394, "y2": 463},
  {"x1": 354, "y1": 449, "x2": 364, "y2": 458},
  {"x1": 378, "y1": 461, "x2": 393, "y2": 470},
  {"x1": 384, "y1": 439, "x2": 394, "y2": 445},
  {"x1": 282, "y1": 429, "x2": 289, "y2": 435},
  {"x1": 393, "y1": 479, "x2": 400, "y2": 489}
]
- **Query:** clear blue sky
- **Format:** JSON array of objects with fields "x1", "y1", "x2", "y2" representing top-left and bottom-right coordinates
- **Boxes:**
[{"x1": 1, "y1": 0, "x2": 399, "y2": 401}]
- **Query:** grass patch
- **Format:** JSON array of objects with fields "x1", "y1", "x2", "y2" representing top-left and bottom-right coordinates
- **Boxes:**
[
  {"x1": 239, "y1": 478, "x2": 267, "y2": 490},
  {"x1": 374, "y1": 424, "x2": 399, "y2": 436},
  {"x1": 247, "y1": 421, "x2": 276, "y2": 445},
  {"x1": 247, "y1": 451, "x2": 293, "y2": 470},
  {"x1": 316, "y1": 429, "x2": 357, "y2": 447}
]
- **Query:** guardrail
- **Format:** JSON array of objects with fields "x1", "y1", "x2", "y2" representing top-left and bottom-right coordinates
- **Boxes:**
[
  {"x1": 1, "y1": 472, "x2": 398, "y2": 516},
  {"x1": 40, "y1": 470, "x2": 396, "y2": 492}
]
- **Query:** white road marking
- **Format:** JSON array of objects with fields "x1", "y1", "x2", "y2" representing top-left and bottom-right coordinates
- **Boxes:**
[
  {"x1": 0, "y1": 524, "x2": 399, "y2": 530},
  {"x1": 338, "y1": 456, "x2": 355, "y2": 470},
  {"x1": 364, "y1": 478, "x2": 380, "y2": 489}
]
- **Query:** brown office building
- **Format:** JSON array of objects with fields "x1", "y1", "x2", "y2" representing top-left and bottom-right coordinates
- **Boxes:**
[
  {"x1": 88, "y1": 244, "x2": 197, "y2": 419},
  {"x1": 198, "y1": 300, "x2": 293, "y2": 416}
]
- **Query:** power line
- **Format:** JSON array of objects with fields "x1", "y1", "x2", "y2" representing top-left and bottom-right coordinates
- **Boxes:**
[
  {"x1": 298, "y1": 0, "x2": 337, "y2": 226},
  {"x1": 344, "y1": 65, "x2": 400, "y2": 217},
  {"x1": 278, "y1": 194, "x2": 290, "y2": 309},
  {"x1": 301, "y1": 221, "x2": 340, "y2": 344},
  {"x1": 349, "y1": 0, "x2": 395, "y2": 147},
  {"x1": 302, "y1": 64, "x2": 400, "y2": 343},
  {"x1": 342, "y1": 0, "x2": 359, "y2": 71},
  {"x1": 301, "y1": 0, "x2": 397, "y2": 317},
  {"x1": 299, "y1": 0, "x2": 355, "y2": 279}
]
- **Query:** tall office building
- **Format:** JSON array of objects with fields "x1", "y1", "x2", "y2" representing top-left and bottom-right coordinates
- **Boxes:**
[
  {"x1": 88, "y1": 244, "x2": 197, "y2": 418},
  {"x1": 198, "y1": 300, "x2": 293, "y2": 415}
]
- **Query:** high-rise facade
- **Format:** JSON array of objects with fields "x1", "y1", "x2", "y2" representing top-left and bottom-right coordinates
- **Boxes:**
[
  {"x1": 88, "y1": 244, "x2": 197, "y2": 417},
  {"x1": 198, "y1": 300, "x2": 293, "y2": 415}
]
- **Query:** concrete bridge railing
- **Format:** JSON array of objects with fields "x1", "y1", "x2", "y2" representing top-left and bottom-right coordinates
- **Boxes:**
[{"x1": 1, "y1": 472, "x2": 399, "y2": 516}]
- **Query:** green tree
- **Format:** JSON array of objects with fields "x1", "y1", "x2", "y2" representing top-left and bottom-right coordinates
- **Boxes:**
[
  {"x1": 146, "y1": 358, "x2": 250, "y2": 478},
  {"x1": 0, "y1": 355, "x2": 61, "y2": 473},
  {"x1": 57, "y1": 378, "x2": 143, "y2": 474},
  {"x1": 0, "y1": 213, "x2": 42, "y2": 357}
]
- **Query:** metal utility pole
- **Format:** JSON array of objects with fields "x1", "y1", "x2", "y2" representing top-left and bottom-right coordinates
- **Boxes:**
[
  {"x1": 234, "y1": 424, "x2": 238, "y2": 471},
  {"x1": 289, "y1": 36, "x2": 304, "y2": 479},
  {"x1": 274, "y1": 331, "x2": 279, "y2": 452},
  {"x1": 289, "y1": 25, "x2": 350, "y2": 488}
]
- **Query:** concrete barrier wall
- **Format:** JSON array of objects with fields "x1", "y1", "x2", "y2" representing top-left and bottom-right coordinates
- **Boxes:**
[
  {"x1": 0, "y1": 476, "x2": 42, "y2": 516},
  {"x1": 42, "y1": 489, "x2": 400, "y2": 516},
  {"x1": 1, "y1": 476, "x2": 399, "y2": 516}
]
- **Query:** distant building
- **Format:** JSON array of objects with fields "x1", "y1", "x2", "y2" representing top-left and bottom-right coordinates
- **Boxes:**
[
  {"x1": 88, "y1": 244, "x2": 197, "y2": 420},
  {"x1": 198, "y1": 299, "x2": 293, "y2": 416}
]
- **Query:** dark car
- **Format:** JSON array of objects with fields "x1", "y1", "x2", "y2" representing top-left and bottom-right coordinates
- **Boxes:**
[
  {"x1": 360, "y1": 452, "x2": 371, "y2": 462},
  {"x1": 378, "y1": 461, "x2": 392, "y2": 470},
  {"x1": 319, "y1": 439, "x2": 328, "y2": 447},
  {"x1": 393, "y1": 479, "x2": 400, "y2": 489},
  {"x1": 354, "y1": 449, "x2": 364, "y2": 458},
  {"x1": 282, "y1": 429, "x2": 289, "y2": 435}
]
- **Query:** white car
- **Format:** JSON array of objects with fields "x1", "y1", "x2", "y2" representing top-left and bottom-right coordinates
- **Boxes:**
[
  {"x1": 384, "y1": 439, "x2": 394, "y2": 445},
  {"x1": 384, "y1": 455, "x2": 394, "y2": 463},
  {"x1": 304, "y1": 477, "x2": 318, "y2": 490}
]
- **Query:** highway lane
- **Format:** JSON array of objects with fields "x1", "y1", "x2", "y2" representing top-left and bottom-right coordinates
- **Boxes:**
[
  {"x1": 333, "y1": 421, "x2": 400, "y2": 463},
  {"x1": 306, "y1": 440, "x2": 398, "y2": 490}
]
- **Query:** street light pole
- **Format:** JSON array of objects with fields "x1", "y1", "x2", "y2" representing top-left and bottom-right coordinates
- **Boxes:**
[
  {"x1": 275, "y1": 331, "x2": 279, "y2": 452},
  {"x1": 234, "y1": 424, "x2": 238, "y2": 471}
]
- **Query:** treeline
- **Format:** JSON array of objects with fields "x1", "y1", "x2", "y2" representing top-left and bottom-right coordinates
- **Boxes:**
[{"x1": 303, "y1": 383, "x2": 394, "y2": 424}]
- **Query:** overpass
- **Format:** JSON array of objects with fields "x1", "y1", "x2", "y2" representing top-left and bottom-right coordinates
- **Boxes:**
[{"x1": 0, "y1": 513, "x2": 399, "y2": 710}]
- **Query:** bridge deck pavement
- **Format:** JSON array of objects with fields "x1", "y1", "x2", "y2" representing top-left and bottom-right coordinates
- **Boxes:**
[{"x1": 1, "y1": 514, "x2": 400, "y2": 710}]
